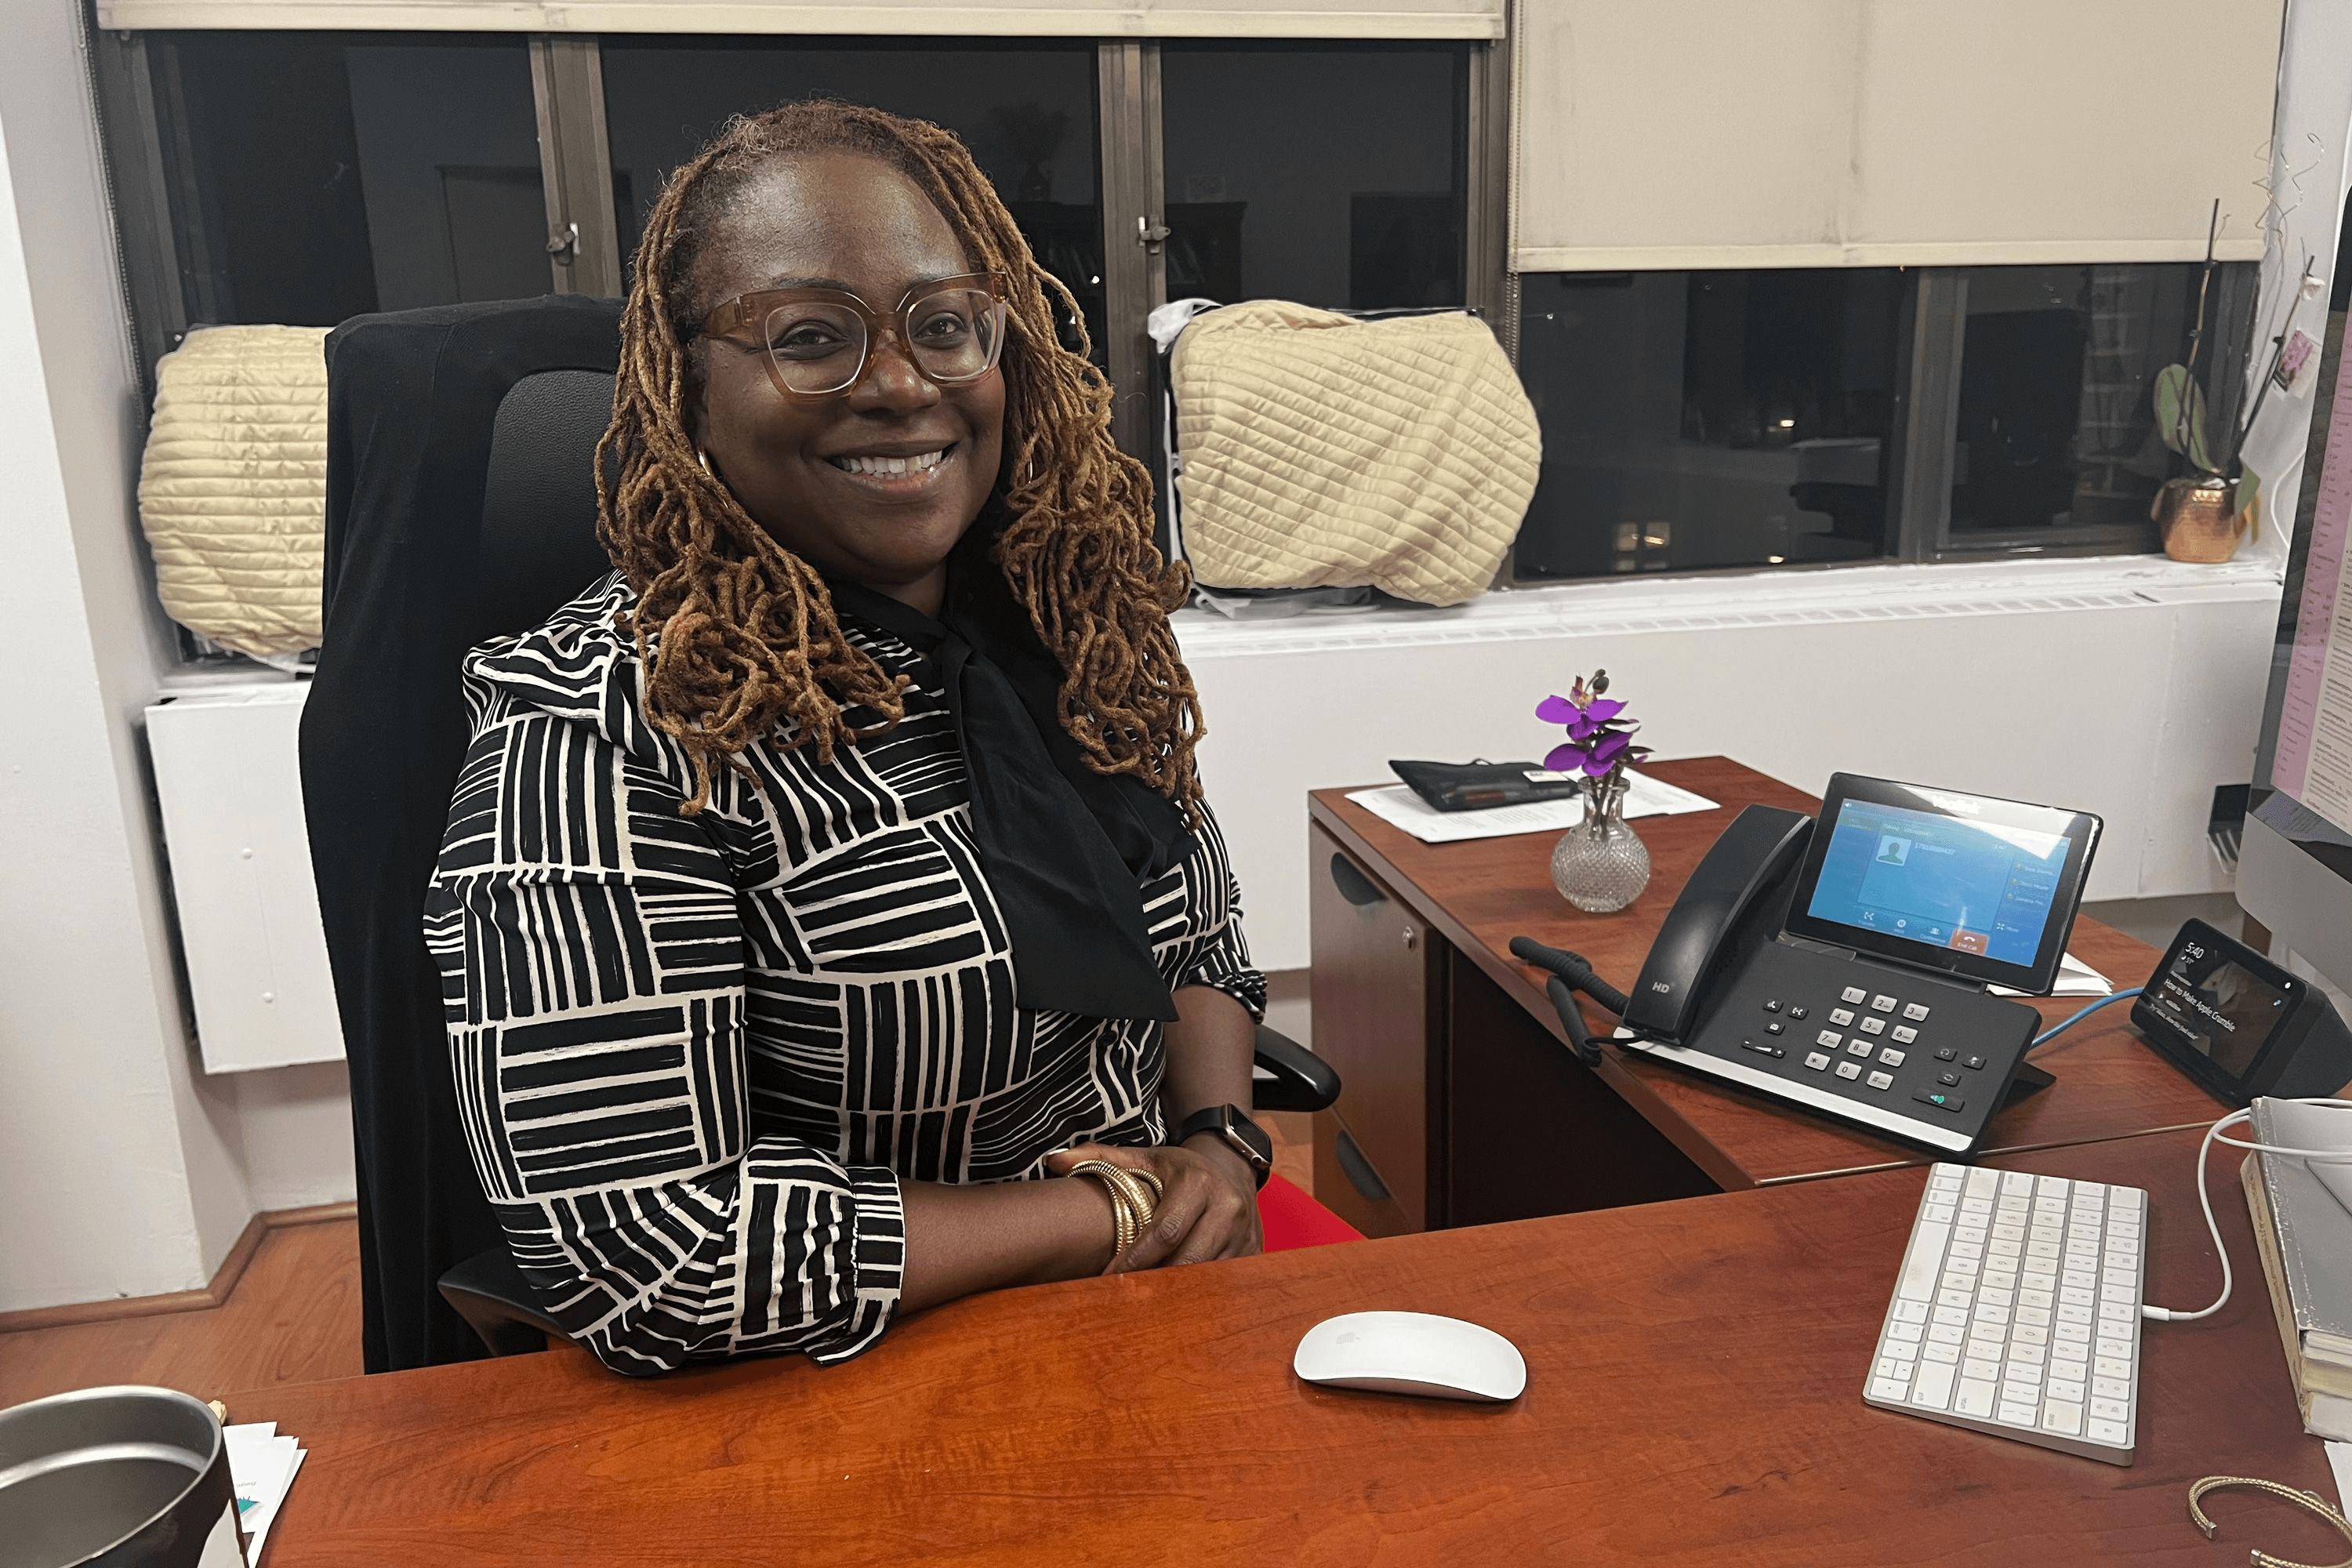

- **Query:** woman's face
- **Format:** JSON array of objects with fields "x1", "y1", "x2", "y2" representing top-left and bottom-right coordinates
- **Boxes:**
[{"x1": 688, "y1": 152, "x2": 1007, "y2": 608}]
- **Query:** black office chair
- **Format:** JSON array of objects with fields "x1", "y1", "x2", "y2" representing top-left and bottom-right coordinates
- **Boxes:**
[{"x1": 305, "y1": 295, "x2": 1338, "y2": 1368}]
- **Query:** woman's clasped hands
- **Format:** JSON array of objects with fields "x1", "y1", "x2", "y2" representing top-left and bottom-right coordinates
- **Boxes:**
[{"x1": 1048, "y1": 1138, "x2": 1264, "y2": 1273}]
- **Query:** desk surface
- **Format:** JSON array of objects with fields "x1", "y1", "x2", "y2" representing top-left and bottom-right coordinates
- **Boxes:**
[
  {"x1": 1309, "y1": 757, "x2": 2238, "y2": 1189},
  {"x1": 243, "y1": 1125, "x2": 2332, "y2": 1566}
]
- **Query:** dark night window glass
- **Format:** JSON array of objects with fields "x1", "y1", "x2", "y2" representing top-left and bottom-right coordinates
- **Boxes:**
[
  {"x1": 597, "y1": 38, "x2": 1103, "y2": 359},
  {"x1": 1160, "y1": 43, "x2": 1468, "y2": 310},
  {"x1": 1947, "y1": 263, "x2": 2198, "y2": 539},
  {"x1": 1513, "y1": 270, "x2": 1906, "y2": 580},
  {"x1": 152, "y1": 33, "x2": 540, "y2": 325}
]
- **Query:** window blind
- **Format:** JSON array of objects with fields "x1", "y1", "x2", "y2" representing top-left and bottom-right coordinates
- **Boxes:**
[
  {"x1": 96, "y1": 0, "x2": 1504, "y2": 38},
  {"x1": 1513, "y1": 0, "x2": 2283, "y2": 271}
]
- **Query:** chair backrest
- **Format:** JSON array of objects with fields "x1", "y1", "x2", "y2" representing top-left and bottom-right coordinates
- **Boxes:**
[
  {"x1": 477, "y1": 368, "x2": 619, "y2": 640},
  {"x1": 303, "y1": 295, "x2": 622, "y2": 1372}
]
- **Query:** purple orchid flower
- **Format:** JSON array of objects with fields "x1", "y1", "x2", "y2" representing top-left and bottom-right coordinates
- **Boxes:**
[{"x1": 1538, "y1": 673, "x2": 1645, "y2": 786}]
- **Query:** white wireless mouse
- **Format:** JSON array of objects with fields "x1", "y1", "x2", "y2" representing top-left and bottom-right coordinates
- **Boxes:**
[{"x1": 1292, "y1": 1310, "x2": 1526, "y2": 1403}]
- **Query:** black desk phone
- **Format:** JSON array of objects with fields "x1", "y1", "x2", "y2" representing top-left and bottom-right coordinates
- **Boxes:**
[{"x1": 1534, "y1": 775, "x2": 2103, "y2": 1156}]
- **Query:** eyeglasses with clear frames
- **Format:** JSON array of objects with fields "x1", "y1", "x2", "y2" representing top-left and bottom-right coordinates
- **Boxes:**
[{"x1": 693, "y1": 272, "x2": 1011, "y2": 402}]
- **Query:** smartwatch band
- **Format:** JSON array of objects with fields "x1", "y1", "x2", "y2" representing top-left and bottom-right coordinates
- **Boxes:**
[{"x1": 1174, "y1": 1105, "x2": 1274, "y2": 1189}]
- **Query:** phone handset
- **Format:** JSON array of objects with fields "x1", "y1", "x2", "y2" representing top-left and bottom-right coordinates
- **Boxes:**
[{"x1": 1621, "y1": 804, "x2": 1813, "y2": 1045}]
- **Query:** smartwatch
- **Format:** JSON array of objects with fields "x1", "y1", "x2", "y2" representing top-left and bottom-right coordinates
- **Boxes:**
[{"x1": 1174, "y1": 1105, "x2": 1274, "y2": 1189}]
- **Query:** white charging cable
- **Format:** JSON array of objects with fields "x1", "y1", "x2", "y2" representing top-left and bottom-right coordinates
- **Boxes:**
[{"x1": 2142, "y1": 1097, "x2": 2352, "y2": 1323}]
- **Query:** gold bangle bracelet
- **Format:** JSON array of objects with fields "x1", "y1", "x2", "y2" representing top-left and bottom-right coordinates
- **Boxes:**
[
  {"x1": 1069, "y1": 1160, "x2": 1162, "y2": 1255},
  {"x1": 1092, "y1": 1162, "x2": 1158, "y2": 1239},
  {"x1": 1071, "y1": 1161, "x2": 1139, "y2": 1252},
  {"x1": 2187, "y1": 1475, "x2": 2352, "y2": 1568}
]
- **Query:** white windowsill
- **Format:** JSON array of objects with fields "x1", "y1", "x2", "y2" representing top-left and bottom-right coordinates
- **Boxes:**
[{"x1": 1171, "y1": 553, "x2": 2283, "y2": 659}]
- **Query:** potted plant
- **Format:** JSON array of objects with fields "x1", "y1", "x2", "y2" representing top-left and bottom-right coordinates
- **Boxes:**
[
  {"x1": 1537, "y1": 671, "x2": 1653, "y2": 913},
  {"x1": 2149, "y1": 202, "x2": 2314, "y2": 561}
]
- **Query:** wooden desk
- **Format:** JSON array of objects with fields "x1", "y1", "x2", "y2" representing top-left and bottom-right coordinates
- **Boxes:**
[
  {"x1": 242, "y1": 1127, "x2": 2335, "y2": 1566},
  {"x1": 1307, "y1": 759, "x2": 2236, "y2": 1237}
]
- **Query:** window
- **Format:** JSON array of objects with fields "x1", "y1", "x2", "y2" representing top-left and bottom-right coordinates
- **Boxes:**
[
  {"x1": 103, "y1": 31, "x2": 1491, "y2": 466},
  {"x1": 1513, "y1": 269, "x2": 1904, "y2": 579},
  {"x1": 1512, "y1": 261, "x2": 2251, "y2": 581},
  {"x1": 597, "y1": 38, "x2": 1104, "y2": 358},
  {"x1": 1947, "y1": 264, "x2": 2199, "y2": 541},
  {"x1": 142, "y1": 33, "x2": 544, "y2": 325},
  {"x1": 96, "y1": 20, "x2": 2266, "y2": 615},
  {"x1": 1159, "y1": 42, "x2": 1470, "y2": 310}
]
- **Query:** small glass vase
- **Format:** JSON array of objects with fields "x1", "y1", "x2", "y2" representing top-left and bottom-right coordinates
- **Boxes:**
[{"x1": 1550, "y1": 774, "x2": 1652, "y2": 913}]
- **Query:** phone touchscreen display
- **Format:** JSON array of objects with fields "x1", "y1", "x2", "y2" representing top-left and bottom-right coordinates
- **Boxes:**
[
  {"x1": 1804, "y1": 799, "x2": 2073, "y2": 967},
  {"x1": 2143, "y1": 946, "x2": 2288, "y2": 1076}
]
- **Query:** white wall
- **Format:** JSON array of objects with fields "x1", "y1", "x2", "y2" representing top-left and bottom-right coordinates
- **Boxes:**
[
  {"x1": 224, "y1": 1062, "x2": 356, "y2": 1211},
  {"x1": 0, "y1": 7, "x2": 256, "y2": 1311}
]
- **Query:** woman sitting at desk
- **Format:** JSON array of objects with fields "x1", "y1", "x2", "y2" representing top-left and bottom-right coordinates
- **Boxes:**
[{"x1": 425, "y1": 101, "x2": 1278, "y2": 1374}]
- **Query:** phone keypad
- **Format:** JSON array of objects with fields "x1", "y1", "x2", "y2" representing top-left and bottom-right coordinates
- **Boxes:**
[{"x1": 1747, "y1": 976, "x2": 1994, "y2": 1124}]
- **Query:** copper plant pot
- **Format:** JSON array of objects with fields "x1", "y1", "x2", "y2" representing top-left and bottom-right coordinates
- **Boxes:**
[{"x1": 2152, "y1": 475, "x2": 2245, "y2": 563}]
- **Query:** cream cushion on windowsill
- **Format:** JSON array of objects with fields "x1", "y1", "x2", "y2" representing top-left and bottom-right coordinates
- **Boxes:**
[
  {"x1": 138, "y1": 325, "x2": 330, "y2": 659},
  {"x1": 1170, "y1": 301, "x2": 1540, "y2": 607}
]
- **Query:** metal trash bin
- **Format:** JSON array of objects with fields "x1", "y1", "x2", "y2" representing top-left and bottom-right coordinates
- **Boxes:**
[{"x1": 0, "y1": 1387, "x2": 243, "y2": 1567}]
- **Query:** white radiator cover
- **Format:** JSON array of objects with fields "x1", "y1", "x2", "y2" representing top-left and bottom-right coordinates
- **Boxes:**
[
  {"x1": 140, "y1": 557, "x2": 2279, "y2": 1069},
  {"x1": 1180, "y1": 557, "x2": 2284, "y2": 973},
  {"x1": 147, "y1": 679, "x2": 345, "y2": 1073}
]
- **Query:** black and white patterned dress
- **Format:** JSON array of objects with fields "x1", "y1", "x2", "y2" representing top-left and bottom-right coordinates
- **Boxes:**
[{"x1": 423, "y1": 572, "x2": 1264, "y2": 1376}]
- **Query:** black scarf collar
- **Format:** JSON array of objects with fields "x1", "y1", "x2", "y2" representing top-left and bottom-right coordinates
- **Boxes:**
[{"x1": 821, "y1": 536, "x2": 1193, "y2": 1023}]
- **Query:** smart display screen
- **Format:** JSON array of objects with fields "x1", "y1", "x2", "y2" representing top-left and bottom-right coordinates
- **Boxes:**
[{"x1": 2143, "y1": 945, "x2": 2289, "y2": 1077}]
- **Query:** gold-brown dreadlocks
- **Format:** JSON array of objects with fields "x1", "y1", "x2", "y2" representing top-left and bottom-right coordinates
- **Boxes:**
[{"x1": 594, "y1": 100, "x2": 1203, "y2": 818}]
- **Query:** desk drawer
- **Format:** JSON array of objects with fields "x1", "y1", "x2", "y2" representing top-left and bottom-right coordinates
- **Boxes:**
[{"x1": 1308, "y1": 824, "x2": 1444, "y2": 1235}]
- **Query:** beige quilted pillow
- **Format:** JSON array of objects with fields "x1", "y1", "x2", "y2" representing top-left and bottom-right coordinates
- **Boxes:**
[
  {"x1": 139, "y1": 325, "x2": 330, "y2": 659},
  {"x1": 1169, "y1": 302, "x2": 1540, "y2": 606}
]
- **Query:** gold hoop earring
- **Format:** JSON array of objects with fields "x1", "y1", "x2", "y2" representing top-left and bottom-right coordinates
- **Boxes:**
[{"x1": 696, "y1": 448, "x2": 714, "y2": 477}]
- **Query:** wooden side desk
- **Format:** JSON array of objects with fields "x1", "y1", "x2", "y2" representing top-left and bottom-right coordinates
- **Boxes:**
[
  {"x1": 241, "y1": 1126, "x2": 2336, "y2": 1566},
  {"x1": 1308, "y1": 758, "x2": 2240, "y2": 1238}
]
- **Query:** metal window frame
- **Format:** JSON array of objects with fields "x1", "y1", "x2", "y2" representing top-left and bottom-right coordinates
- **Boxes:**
[
  {"x1": 88, "y1": 26, "x2": 191, "y2": 395},
  {"x1": 1886, "y1": 269, "x2": 1966, "y2": 561},
  {"x1": 529, "y1": 35, "x2": 625, "y2": 298},
  {"x1": 1464, "y1": 34, "x2": 1510, "y2": 340},
  {"x1": 1097, "y1": 38, "x2": 1167, "y2": 462}
]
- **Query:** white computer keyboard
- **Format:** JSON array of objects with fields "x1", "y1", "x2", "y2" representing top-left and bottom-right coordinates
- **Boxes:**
[{"x1": 1861, "y1": 1163, "x2": 2147, "y2": 1465}]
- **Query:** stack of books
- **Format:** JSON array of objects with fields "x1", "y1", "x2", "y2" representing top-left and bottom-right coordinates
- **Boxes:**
[{"x1": 2241, "y1": 1098, "x2": 2352, "y2": 1442}]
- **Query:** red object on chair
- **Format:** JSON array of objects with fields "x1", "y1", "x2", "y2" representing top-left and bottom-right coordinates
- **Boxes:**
[{"x1": 1257, "y1": 1173, "x2": 1364, "y2": 1251}]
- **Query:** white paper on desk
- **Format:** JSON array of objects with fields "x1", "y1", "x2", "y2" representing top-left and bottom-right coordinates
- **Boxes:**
[
  {"x1": 1987, "y1": 951, "x2": 2112, "y2": 999},
  {"x1": 2329, "y1": 1440, "x2": 2351, "y2": 1511},
  {"x1": 1347, "y1": 770, "x2": 1719, "y2": 845},
  {"x1": 247, "y1": 1446, "x2": 305, "y2": 1560},
  {"x1": 227, "y1": 1421, "x2": 306, "y2": 1561}
]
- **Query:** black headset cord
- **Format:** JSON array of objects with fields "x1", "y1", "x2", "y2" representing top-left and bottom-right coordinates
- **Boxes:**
[{"x1": 1511, "y1": 936, "x2": 1632, "y2": 1068}]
